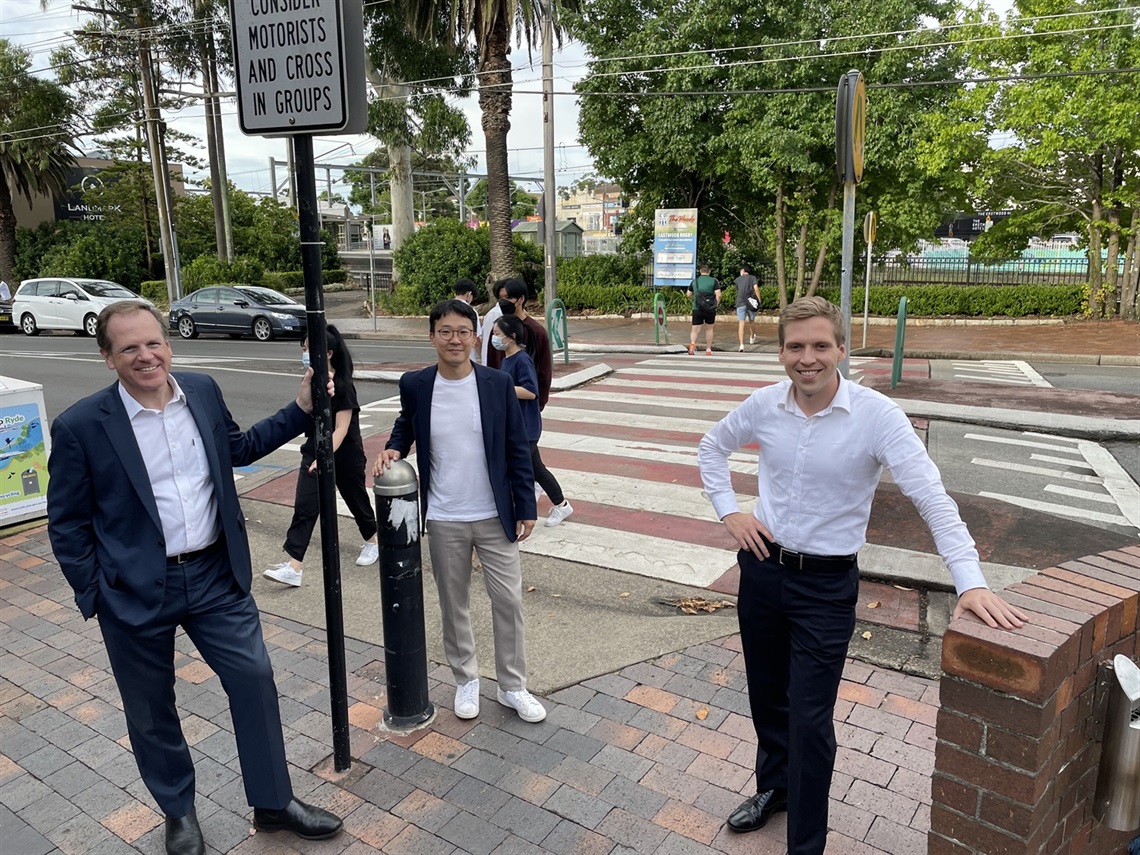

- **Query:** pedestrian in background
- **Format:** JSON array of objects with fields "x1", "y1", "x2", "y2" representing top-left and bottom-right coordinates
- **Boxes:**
[
  {"x1": 265, "y1": 325, "x2": 378, "y2": 587},
  {"x1": 686, "y1": 264, "x2": 721, "y2": 355},
  {"x1": 47, "y1": 301, "x2": 343, "y2": 855},
  {"x1": 453, "y1": 278, "x2": 481, "y2": 362},
  {"x1": 502, "y1": 279, "x2": 552, "y2": 410},
  {"x1": 374, "y1": 299, "x2": 546, "y2": 723},
  {"x1": 734, "y1": 265, "x2": 760, "y2": 351},
  {"x1": 493, "y1": 312, "x2": 573, "y2": 527},
  {"x1": 481, "y1": 278, "x2": 511, "y2": 369},
  {"x1": 697, "y1": 296, "x2": 1027, "y2": 855}
]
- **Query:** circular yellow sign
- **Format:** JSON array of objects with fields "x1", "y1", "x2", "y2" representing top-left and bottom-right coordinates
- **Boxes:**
[{"x1": 851, "y1": 73, "x2": 866, "y2": 183}]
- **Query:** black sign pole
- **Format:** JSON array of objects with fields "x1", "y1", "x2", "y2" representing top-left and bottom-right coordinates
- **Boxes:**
[{"x1": 293, "y1": 132, "x2": 351, "y2": 772}]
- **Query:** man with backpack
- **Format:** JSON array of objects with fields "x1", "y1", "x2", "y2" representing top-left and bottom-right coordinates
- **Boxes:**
[{"x1": 686, "y1": 265, "x2": 721, "y2": 355}]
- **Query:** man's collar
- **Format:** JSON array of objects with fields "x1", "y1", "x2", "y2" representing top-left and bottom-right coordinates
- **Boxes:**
[
  {"x1": 778, "y1": 376, "x2": 852, "y2": 417},
  {"x1": 118, "y1": 376, "x2": 186, "y2": 418}
]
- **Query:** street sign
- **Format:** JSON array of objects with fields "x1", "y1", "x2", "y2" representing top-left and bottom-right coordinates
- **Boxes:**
[
  {"x1": 835, "y1": 69, "x2": 866, "y2": 184},
  {"x1": 229, "y1": 0, "x2": 368, "y2": 136},
  {"x1": 652, "y1": 209, "x2": 698, "y2": 287},
  {"x1": 864, "y1": 210, "x2": 878, "y2": 245}
]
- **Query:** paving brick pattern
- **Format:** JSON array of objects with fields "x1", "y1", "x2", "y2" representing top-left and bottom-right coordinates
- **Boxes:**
[{"x1": 2, "y1": 526, "x2": 938, "y2": 854}]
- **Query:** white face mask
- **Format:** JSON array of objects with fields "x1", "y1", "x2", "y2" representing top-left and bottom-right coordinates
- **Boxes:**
[
  {"x1": 491, "y1": 335, "x2": 508, "y2": 351},
  {"x1": 301, "y1": 351, "x2": 310, "y2": 369}
]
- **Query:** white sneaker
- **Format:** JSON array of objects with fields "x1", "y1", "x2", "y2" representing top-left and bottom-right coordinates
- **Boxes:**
[
  {"x1": 738, "y1": 344, "x2": 745, "y2": 352},
  {"x1": 497, "y1": 688, "x2": 546, "y2": 722},
  {"x1": 356, "y1": 541, "x2": 379, "y2": 566},
  {"x1": 263, "y1": 562, "x2": 302, "y2": 587},
  {"x1": 749, "y1": 334, "x2": 756, "y2": 344},
  {"x1": 545, "y1": 501, "x2": 574, "y2": 527},
  {"x1": 454, "y1": 679, "x2": 480, "y2": 719}
]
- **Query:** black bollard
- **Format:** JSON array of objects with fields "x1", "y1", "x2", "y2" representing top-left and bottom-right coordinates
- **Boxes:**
[{"x1": 372, "y1": 460, "x2": 435, "y2": 730}]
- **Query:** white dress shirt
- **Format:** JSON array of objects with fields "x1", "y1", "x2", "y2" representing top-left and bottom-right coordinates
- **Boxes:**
[
  {"x1": 119, "y1": 378, "x2": 220, "y2": 555},
  {"x1": 697, "y1": 378, "x2": 988, "y2": 595}
]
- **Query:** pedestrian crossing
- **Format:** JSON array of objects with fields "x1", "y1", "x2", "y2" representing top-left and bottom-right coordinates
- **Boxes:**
[{"x1": 949, "y1": 360, "x2": 1051, "y2": 386}]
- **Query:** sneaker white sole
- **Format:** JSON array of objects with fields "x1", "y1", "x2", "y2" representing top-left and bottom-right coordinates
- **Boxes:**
[{"x1": 497, "y1": 697, "x2": 546, "y2": 722}]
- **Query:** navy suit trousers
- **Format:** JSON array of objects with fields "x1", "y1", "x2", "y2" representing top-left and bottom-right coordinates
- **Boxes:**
[
  {"x1": 97, "y1": 544, "x2": 292, "y2": 817},
  {"x1": 737, "y1": 547, "x2": 859, "y2": 855}
]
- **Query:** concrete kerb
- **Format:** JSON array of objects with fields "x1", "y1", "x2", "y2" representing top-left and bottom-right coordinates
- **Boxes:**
[
  {"x1": 895, "y1": 398, "x2": 1140, "y2": 440},
  {"x1": 854, "y1": 347, "x2": 1137, "y2": 366}
]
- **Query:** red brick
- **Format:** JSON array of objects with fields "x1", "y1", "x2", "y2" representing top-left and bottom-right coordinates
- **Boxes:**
[
  {"x1": 985, "y1": 719, "x2": 1060, "y2": 773},
  {"x1": 676, "y1": 724, "x2": 739, "y2": 760},
  {"x1": 936, "y1": 709, "x2": 984, "y2": 752},
  {"x1": 942, "y1": 624, "x2": 1058, "y2": 703},
  {"x1": 936, "y1": 743, "x2": 1047, "y2": 805},
  {"x1": 930, "y1": 804, "x2": 1029, "y2": 855},
  {"x1": 931, "y1": 772, "x2": 979, "y2": 816},
  {"x1": 1008, "y1": 580, "x2": 1102, "y2": 620},
  {"x1": 1028, "y1": 574, "x2": 1121, "y2": 609},
  {"x1": 1102, "y1": 548, "x2": 1140, "y2": 570},
  {"x1": 652, "y1": 799, "x2": 722, "y2": 844},
  {"x1": 1045, "y1": 566, "x2": 1135, "y2": 602},
  {"x1": 837, "y1": 679, "x2": 886, "y2": 708},
  {"x1": 927, "y1": 833, "x2": 974, "y2": 855},
  {"x1": 1060, "y1": 558, "x2": 1140, "y2": 593},
  {"x1": 999, "y1": 590, "x2": 1091, "y2": 628},
  {"x1": 624, "y1": 685, "x2": 680, "y2": 714}
]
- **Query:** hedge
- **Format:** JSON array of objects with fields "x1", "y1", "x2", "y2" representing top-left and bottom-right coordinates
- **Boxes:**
[
  {"x1": 140, "y1": 280, "x2": 167, "y2": 308},
  {"x1": 541, "y1": 282, "x2": 1085, "y2": 318}
]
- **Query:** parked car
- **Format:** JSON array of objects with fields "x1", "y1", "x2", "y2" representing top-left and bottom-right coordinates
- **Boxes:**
[
  {"x1": 168, "y1": 285, "x2": 306, "y2": 341},
  {"x1": 13, "y1": 278, "x2": 151, "y2": 337},
  {"x1": 0, "y1": 282, "x2": 14, "y2": 332}
]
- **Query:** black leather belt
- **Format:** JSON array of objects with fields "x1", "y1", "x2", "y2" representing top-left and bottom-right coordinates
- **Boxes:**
[
  {"x1": 167, "y1": 540, "x2": 221, "y2": 564},
  {"x1": 761, "y1": 536, "x2": 856, "y2": 572}
]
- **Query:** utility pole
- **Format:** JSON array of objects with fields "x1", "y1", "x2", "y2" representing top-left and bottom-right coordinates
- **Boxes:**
[{"x1": 541, "y1": 0, "x2": 557, "y2": 306}]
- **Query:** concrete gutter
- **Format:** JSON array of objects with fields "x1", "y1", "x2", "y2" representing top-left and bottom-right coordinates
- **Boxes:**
[
  {"x1": 858, "y1": 543, "x2": 1035, "y2": 594},
  {"x1": 896, "y1": 399, "x2": 1140, "y2": 440}
]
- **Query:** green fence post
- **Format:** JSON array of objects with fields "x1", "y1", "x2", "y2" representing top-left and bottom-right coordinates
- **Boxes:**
[
  {"x1": 546, "y1": 298, "x2": 569, "y2": 365},
  {"x1": 891, "y1": 295, "x2": 908, "y2": 389},
  {"x1": 652, "y1": 290, "x2": 669, "y2": 345}
]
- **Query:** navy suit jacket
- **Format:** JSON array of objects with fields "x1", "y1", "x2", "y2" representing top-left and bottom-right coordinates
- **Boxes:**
[
  {"x1": 47, "y1": 372, "x2": 310, "y2": 626},
  {"x1": 386, "y1": 364, "x2": 536, "y2": 541}
]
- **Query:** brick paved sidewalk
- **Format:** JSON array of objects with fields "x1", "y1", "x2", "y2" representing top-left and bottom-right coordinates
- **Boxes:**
[{"x1": 2, "y1": 525, "x2": 937, "y2": 855}]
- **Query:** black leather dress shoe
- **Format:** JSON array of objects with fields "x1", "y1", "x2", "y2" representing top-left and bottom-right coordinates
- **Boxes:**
[
  {"x1": 726, "y1": 788, "x2": 789, "y2": 833},
  {"x1": 165, "y1": 809, "x2": 205, "y2": 855},
  {"x1": 252, "y1": 798, "x2": 343, "y2": 840}
]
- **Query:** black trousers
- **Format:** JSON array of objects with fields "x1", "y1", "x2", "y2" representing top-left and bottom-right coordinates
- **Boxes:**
[
  {"x1": 98, "y1": 545, "x2": 292, "y2": 817},
  {"x1": 530, "y1": 441, "x2": 564, "y2": 506},
  {"x1": 737, "y1": 547, "x2": 859, "y2": 855},
  {"x1": 283, "y1": 445, "x2": 378, "y2": 562}
]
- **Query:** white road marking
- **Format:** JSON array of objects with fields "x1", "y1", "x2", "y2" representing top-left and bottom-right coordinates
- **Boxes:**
[
  {"x1": 964, "y1": 434, "x2": 1085, "y2": 454},
  {"x1": 971, "y1": 458, "x2": 1104, "y2": 484},
  {"x1": 1043, "y1": 485, "x2": 1119, "y2": 505},
  {"x1": 547, "y1": 468, "x2": 757, "y2": 516},
  {"x1": 557, "y1": 389, "x2": 739, "y2": 414},
  {"x1": 595, "y1": 378, "x2": 758, "y2": 396},
  {"x1": 1078, "y1": 441, "x2": 1140, "y2": 530},
  {"x1": 979, "y1": 492, "x2": 1131, "y2": 526},
  {"x1": 540, "y1": 431, "x2": 757, "y2": 474},
  {"x1": 1028, "y1": 453, "x2": 1096, "y2": 470},
  {"x1": 542, "y1": 406, "x2": 719, "y2": 433}
]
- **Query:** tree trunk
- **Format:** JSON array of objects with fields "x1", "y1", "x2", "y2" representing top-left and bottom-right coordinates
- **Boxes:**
[
  {"x1": 793, "y1": 220, "x2": 807, "y2": 300},
  {"x1": 774, "y1": 185, "x2": 788, "y2": 308},
  {"x1": 0, "y1": 170, "x2": 17, "y2": 287},
  {"x1": 1105, "y1": 209, "x2": 1120, "y2": 320},
  {"x1": 205, "y1": 28, "x2": 233, "y2": 262},
  {"x1": 479, "y1": 7, "x2": 516, "y2": 280},
  {"x1": 1121, "y1": 230, "x2": 1137, "y2": 321},
  {"x1": 1087, "y1": 202, "x2": 1104, "y2": 318},
  {"x1": 806, "y1": 181, "x2": 838, "y2": 296}
]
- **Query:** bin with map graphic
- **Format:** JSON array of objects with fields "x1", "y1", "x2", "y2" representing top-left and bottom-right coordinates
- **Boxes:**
[{"x1": 0, "y1": 376, "x2": 51, "y2": 526}]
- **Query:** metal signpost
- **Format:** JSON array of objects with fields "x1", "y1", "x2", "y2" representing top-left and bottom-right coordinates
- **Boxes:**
[
  {"x1": 229, "y1": 0, "x2": 368, "y2": 773},
  {"x1": 862, "y1": 210, "x2": 877, "y2": 349},
  {"x1": 835, "y1": 69, "x2": 866, "y2": 378}
]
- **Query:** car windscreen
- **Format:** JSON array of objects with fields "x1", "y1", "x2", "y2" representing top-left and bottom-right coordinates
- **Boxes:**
[
  {"x1": 82, "y1": 281, "x2": 137, "y2": 298},
  {"x1": 238, "y1": 288, "x2": 294, "y2": 306}
]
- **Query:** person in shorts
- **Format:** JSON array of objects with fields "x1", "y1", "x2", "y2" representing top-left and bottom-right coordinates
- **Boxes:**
[
  {"x1": 734, "y1": 266, "x2": 760, "y2": 351},
  {"x1": 686, "y1": 265, "x2": 721, "y2": 355}
]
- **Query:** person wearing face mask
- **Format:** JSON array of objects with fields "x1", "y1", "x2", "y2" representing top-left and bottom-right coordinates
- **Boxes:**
[
  {"x1": 493, "y1": 313, "x2": 572, "y2": 527},
  {"x1": 265, "y1": 325, "x2": 378, "y2": 587}
]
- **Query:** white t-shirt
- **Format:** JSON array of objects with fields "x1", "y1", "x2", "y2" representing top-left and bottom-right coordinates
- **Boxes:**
[
  {"x1": 480, "y1": 303, "x2": 503, "y2": 365},
  {"x1": 425, "y1": 372, "x2": 497, "y2": 521}
]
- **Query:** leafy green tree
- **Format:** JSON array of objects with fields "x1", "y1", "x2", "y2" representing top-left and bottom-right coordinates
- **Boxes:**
[
  {"x1": 401, "y1": 0, "x2": 577, "y2": 280},
  {"x1": 38, "y1": 228, "x2": 150, "y2": 290},
  {"x1": 571, "y1": 0, "x2": 968, "y2": 306},
  {"x1": 925, "y1": 0, "x2": 1140, "y2": 318},
  {"x1": 0, "y1": 40, "x2": 79, "y2": 287},
  {"x1": 466, "y1": 178, "x2": 538, "y2": 220}
]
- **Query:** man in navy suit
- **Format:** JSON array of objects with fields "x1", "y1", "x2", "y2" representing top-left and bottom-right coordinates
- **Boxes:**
[
  {"x1": 47, "y1": 302, "x2": 342, "y2": 855},
  {"x1": 373, "y1": 299, "x2": 545, "y2": 723}
]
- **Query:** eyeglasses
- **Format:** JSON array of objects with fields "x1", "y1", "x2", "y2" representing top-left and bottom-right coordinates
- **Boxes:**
[{"x1": 434, "y1": 328, "x2": 474, "y2": 341}]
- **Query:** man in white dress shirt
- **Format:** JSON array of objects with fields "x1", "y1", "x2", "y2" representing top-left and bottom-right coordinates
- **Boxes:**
[{"x1": 697, "y1": 296, "x2": 1026, "y2": 855}]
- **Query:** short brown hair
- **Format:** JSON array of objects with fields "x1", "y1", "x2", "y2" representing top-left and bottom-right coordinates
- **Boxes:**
[
  {"x1": 778, "y1": 297, "x2": 845, "y2": 347},
  {"x1": 97, "y1": 301, "x2": 168, "y2": 352}
]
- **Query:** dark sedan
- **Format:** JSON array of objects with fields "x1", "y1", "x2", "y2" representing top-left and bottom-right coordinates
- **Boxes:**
[{"x1": 168, "y1": 285, "x2": 307, "y2": 341}]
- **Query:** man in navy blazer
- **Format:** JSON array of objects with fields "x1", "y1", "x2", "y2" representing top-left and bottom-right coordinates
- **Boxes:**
[
  {"x1": 47, "y1": 302, "x2": 341, "y2": 855},
  {"x1": 374, "y1": 299, "x2": 546, "y2": 723}
]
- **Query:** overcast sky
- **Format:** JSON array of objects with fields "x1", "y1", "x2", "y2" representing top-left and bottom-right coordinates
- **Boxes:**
[{"x1": 2, "y1": 0, "x2": 598, "y2": 203}]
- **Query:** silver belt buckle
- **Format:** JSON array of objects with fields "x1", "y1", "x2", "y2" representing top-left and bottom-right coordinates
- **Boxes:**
[{"x1": 780, "y1": 547, "x2": 804, "y2": 570}]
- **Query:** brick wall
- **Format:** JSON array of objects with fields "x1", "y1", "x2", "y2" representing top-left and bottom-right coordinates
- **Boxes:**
[{"x1": 931, "y1": 546, "x2": 1140, "y2": 855}]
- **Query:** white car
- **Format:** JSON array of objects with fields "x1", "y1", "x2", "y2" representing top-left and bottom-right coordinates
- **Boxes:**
[{"x1": 13, "y1": 278, "x2": 151, "y2": 337}]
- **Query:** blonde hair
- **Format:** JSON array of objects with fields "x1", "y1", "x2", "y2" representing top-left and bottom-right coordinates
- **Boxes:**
[{"x1": 778, "y1": 297, "x2": 845, "y2": 347}]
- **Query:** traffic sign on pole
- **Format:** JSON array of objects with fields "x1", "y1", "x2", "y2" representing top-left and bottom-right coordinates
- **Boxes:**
[{"x1": 229, "y1": 0, "x2": 368, "y2": 136}]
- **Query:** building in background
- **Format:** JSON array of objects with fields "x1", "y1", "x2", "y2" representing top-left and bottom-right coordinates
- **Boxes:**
[
  {"x1": 511, "y1": 219, "x2": 583, "y2": 258},
  {"x1": 556, "y1": 182, "x2": 630, "y2": 254}
]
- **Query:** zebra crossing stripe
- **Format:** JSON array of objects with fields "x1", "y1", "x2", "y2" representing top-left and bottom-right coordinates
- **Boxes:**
[
  {"x1": 546, "y1": 468, "x2": 756, "y2": 516},
  {"x1": 971, "y1": 458, "x2": 1104, "y2": 484},
  {"x1": 519, "y1": 522, "x2": 734, "y2": 588},
  {"x1": 1078, "y1": 440, "x2": 1140, "y2": 529},
  {"x1": 978, "y1": 492, "x2": 1130, "y2": 526},
  {"x1": 539, "y1": 430, "x2": 757, "y2": 475},
  {"x1": 542, "y1": 406, "x2": 720, "y2": 433},
  {"x1": 964, "y1": 434, "x2": 1085, "y2": 454},
  {"x1": 556, "y1": 389, "x2": 741, "y2": 414}
]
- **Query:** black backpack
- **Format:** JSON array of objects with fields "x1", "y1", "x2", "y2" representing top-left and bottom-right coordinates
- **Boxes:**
[{"x1": 695, "y1": 282, "x2": 718, "y2": 312}]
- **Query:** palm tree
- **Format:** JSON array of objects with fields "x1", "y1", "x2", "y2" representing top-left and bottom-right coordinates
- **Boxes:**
[
  {"x1": 404, "y1": 0, "x2": 574, "y2": 280},
  {"x1": 0, "y1": 40, "x2": 79, "y2": 287}
]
